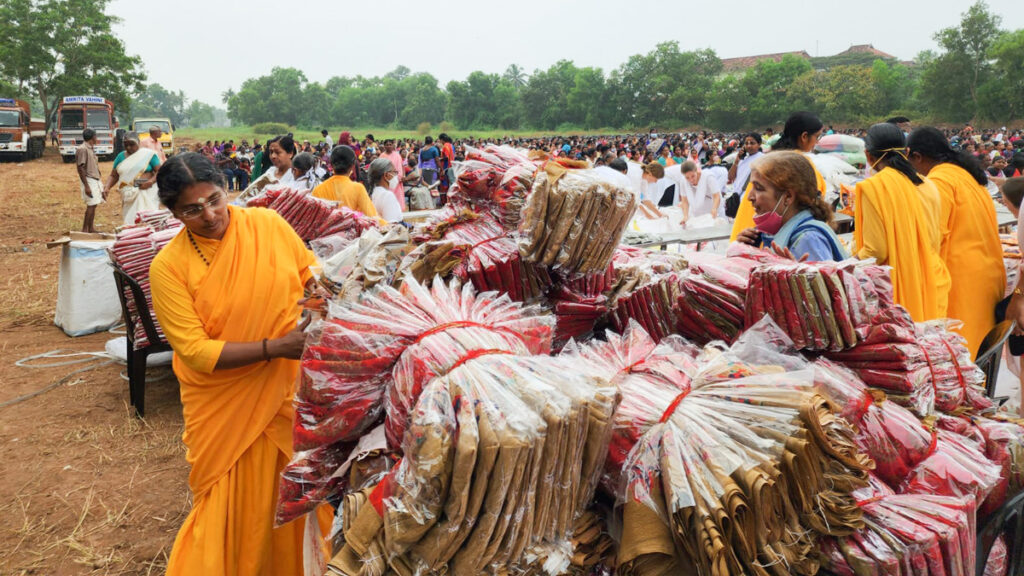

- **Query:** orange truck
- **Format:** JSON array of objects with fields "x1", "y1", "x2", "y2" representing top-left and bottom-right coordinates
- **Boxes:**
[
  {"x1": 55, "y1": 95, "x2": 118, "y2": 162},
  {"x1": 0, "y1": 98, "x2": 46, "y2": 161}
]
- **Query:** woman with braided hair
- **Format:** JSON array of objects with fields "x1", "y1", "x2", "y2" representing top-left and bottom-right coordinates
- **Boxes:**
[
  {"x1": 855, "y1": 123, "x2": 950, "y2": 322},
  {"x1": 734, "y1": 151, "x2": 848, "y2": 262},
  {"x1": 908, "y1": 126, "x2": 1005, "y2": 357}
]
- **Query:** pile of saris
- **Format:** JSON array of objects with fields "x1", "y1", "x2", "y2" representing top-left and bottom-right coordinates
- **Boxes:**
[
  {"x1": 246, "y1": 187, "x2": 379, "y2": 242},
  {"x1": 107, "y1": 211, "x2": 183, "y2": 348}
]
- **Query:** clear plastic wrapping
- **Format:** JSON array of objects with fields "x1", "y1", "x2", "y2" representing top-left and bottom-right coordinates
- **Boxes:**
[
  {"x1": 518, "y1": 164, "x2": 638, "y2": 275},
  {"x1": 278, "y1": 278, "x2": 554, "y2": 525},
  {"x1": 246, "y1": 187, "x2": 379, "y2": 242},
  {"x1": 328, "y1": 352, "x2": 619, "y2": 575},
  {"x1": 446, "y1": 145, "x2": 538, "y2": 231}
]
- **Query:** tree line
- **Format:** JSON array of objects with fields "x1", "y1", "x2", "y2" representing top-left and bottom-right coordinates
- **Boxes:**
[
  {"x1": 223, "y1": 2, "x2": 1022, "y2": 132},
  {"x1": 0, "y1": 1, "x2": 1020, "y2": 132}
]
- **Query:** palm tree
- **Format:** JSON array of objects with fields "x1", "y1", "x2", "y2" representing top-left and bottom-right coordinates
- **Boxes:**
[{"x1": 503, "y1": 64, "x2": 528, "y2": 89}]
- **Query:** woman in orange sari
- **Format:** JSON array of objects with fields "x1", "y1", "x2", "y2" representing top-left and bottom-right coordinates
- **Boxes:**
[
  {"x1": 854, "y1": 123, "x2": 950, "y2": 322},
  {"x1": 908, "y1": 127, "x2": 1005, "y2": 357},
  {"x1": 150, "y1": 153, "x2": 331, "y2": 575}
]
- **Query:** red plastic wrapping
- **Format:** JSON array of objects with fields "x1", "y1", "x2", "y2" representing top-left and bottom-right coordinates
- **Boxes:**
[{"x1": 246, "y1": 187, "x2": 379, "y2": 242}]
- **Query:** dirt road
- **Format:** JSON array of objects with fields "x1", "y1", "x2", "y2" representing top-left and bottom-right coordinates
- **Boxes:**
[{"x1": 0, "y1": 149, "x2": 189, "y2": 575}]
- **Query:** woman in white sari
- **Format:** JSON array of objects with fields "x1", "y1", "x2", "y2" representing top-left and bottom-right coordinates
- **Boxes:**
[{"x1": 103, "y1": 132, "x2": 162, "y2": 225}]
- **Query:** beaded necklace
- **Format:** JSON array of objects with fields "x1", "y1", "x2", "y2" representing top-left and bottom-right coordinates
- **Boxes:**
[{"x1": 186, "y1": 230, "x2": 210, "y2": 267}]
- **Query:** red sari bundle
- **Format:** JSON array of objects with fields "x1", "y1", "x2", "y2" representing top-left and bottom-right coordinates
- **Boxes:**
[
  {"x1": 447, "y1": 145, "x2": 537, "y2": 232},
  {"x1": 674, "y1": 253, "x2": 757, "y2": 344},
  {"x1": 247, "y1": 187, "x2": 378, "y2": 242},
  {"x1": 108, "y1": 217, "x2": 183, "y2": 349},
  {"x1": 548, "y1": 265, "x2": 615, "y2": 349},
  {"x1": 277, "y1": 279, "x2": 553, "y2": 523}
]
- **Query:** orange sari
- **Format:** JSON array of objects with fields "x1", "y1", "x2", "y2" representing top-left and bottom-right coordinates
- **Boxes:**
[
  {"x1": 854, "y1": 168, "x2": 951, "y2": 322},
  {"x1": 150, "y1": 205, "x2": 331, "y2": 575},
  {"x1": 929, "y1": 163, "x2": 1005, "y2": 357}
]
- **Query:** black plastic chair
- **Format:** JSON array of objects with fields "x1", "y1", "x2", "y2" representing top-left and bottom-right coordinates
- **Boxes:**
[
  {"x1": 977, "y1": 489, "x2": 1024, "y2": 575},
  {"x1": 112, "y1": 265, "x2": 172, "y2": 418},
  {"x1": 976, "y1": 320, "x2": 1014, "y2": 403}
]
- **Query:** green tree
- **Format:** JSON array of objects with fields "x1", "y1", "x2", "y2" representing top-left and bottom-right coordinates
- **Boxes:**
[
  {"x1": 706, "y1": 75, "x2": 751, "y2": 130},
  {"x1": 521, "y1": 60, "x2": 578, "y2": 129},
  {"x1": 502, "y1": 64, "x2": 528, "y2": 90},
  {"x1": 870, "y1": 60, "x2": 914, "y2": 115},
  {"x1": 741, "y1": 54, "x2": 814, "y2": 126},
  {"x1": 132, "y1": 83, "x2": 187, "y2": 125},
  {"x1": 184, "y1": 100, "x2": 215, "y2": 128},
  {"x1": 566, "y1": 67, "x2": 609, "y2": 129},
  {"x1": 226, "y1": 67, "x2": 308, "y2": 126},
  {"x1": 919, "y1": 1, "x2": 1002, "y2": 121},
  {"x1": 817, "y1": 65, "x2": 881, "y2": 123},
  {"x1": 0, "y1": 0, "x2": 145, "y2": 129},
  {"x1": 978, "y1": 29, "x2": 1024, "y2": 122}
]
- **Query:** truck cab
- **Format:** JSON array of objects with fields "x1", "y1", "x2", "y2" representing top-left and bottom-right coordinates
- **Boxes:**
[
  {"x1": 131, "y1": 118, "x2": 174, "y2": 157},
  {"x1": 0, "y1": 98, "x2": 45, "y2": 161},
  {"x1": 56, "y1": 96, "x2": 117, "y2": 162}
]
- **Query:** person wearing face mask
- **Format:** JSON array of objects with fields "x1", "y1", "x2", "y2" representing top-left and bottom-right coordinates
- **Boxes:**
[
  {"x1": 729, "y1": 112, "x2": 828, "y2": 242},
  {"x1": 380, "y1": 139, "x2": 406, "y2": 211},
  {"x1": 855, "y1": 122, "x2": 950, "y2": 322},
  {"x1": 735, "y1": 152, "x2": 848, "y2": 262},
  {"x1": 907, "y1": 126, "x2": 1004, "y2": 357},
  {"x1": 368, "y1": 157, "x2": 403, "y2": 223}
]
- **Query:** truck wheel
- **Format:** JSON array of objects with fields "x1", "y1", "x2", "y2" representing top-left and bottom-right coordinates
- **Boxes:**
[{"x1": 62, "y1": 154, "x2": 74, "y2": 164}]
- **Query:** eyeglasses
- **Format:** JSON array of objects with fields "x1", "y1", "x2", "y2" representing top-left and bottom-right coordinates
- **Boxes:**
[{"x1": 176, "y1": 193, "x2": 225, "y2": 220}]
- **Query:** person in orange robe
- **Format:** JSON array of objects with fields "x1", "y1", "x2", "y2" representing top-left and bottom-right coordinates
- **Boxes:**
[
  {"x1": 149, "y1": 153, "x2": 332, "y2": 575},
  {"x1": 908, "y1": 127, "x2": 1005, "y2": 357},
  {"x1": 730, "y1": 111, "x2": 827, "y2": 242},
  {"x1": 854, "y1": 123, "x2": 951, "y2": 322},
  {"x1": 311, "y1": 145, "x2": 380, "y2": 220}
]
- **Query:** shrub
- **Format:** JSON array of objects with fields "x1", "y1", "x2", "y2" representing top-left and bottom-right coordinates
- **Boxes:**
[
  {"x1": 439, "y1": 121, "x2": 454, "y2": 134},
  {"x1": 416, "y1": 122, "x2": 432, "y2": 136},
  {"x1": 252, "y1": 122, "x2": 292, "y2": 135}
]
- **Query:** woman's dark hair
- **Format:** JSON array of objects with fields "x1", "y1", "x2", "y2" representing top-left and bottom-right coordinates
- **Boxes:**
[
  {"x1": 865, "y1": 123, "x2": 922, "y2": 185},
  {"x1": 907, "y1": 126, "x2": 987, "y2": 185},
  {"x1": 292, "y1": 152, "x2": 316, "y2": 174},
  {"x1": 156, "y1": 152, "x2": 226, "y2": 210},
  {"x1": 274, "y1": 135, "x2": 297, "y2": 157},
  {"x1": 261, "y1": 136, "x2": 280, "y2": 174},
  {"x1": 773, "y1": 111, "x2": 823, "y2": 151},
  {"x1": 425, "y1": 136, "x2": 433, "y2": 145},
  {"x1": 1002, "y1": 177, "x2": 1024, "y2": 210},
  {"x1": 330, "y1": 145, "x2": 356, "y2": 173},
  {"x1": 438, "y1": 133, "x2": 452, "y2": 144},
  {"x1": 744, "y1": 132, "x2": 762, "y2": 145}
]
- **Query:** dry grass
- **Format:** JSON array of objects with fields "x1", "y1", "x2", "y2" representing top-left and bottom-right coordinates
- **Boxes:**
[{"x1": 0, "y1": 148, "x2": 190, "y2": 575}]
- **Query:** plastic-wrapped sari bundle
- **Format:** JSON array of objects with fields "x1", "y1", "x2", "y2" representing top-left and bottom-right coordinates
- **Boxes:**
[
  {"x1": 246, "y1": 187, "x2": 378, "y2": 242},
  {"x1": 448, "y1": 145, "x2": 538, "y2": 232},
  {"x1": 328, "y1": 352, "x2": 619, "y2": 576},
  {"x1": 899, "y1": 429, "x2": 1002, "y2": 507},
  {"x1": 318, "y1": 226, "x2": 413, "y2": 301},
  {"x1": 674, "y1": 252, "x2": 764, "y2": 345},
  {"x1": 108, "y1": 219, "x2": 183, "y2": 349},
  {"x1": 820, "y1": 475, "x2": 979, "y2": 576},
  {"x1": 575, "y1": 320, "x2": 872, "y2": 575},
  {"x1": 813, "y1": 360, "x2": 935, "y2": 488},
  {"x1": 916, "y1": 320, "x2": 994, "y2": 413},
  {"x1": 518, "y1": 164, "x2": 638, "y2": 275},
  {"x1": 609, "y1": 273, "x2": 683, "y2": 343},
  {"x1": 277, "y1": 278, "x2": 554, "y2": 524},
  {"x1": 549, "y1": 265, "x2": 615, "y2": 349}
]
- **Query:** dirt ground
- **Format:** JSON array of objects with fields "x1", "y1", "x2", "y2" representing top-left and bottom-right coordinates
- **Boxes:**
[{"x1": 0, "y1": 148, "x2": 190, "y2": 575}]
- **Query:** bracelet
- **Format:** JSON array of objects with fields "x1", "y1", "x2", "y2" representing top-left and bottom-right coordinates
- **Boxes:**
[{"x1": 262, "y1": 338, "x2": 270, "y2": 362}]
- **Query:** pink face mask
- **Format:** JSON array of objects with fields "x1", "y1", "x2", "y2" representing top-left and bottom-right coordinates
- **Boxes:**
[{"x1": 752, "y1": 195, "x2": 789, "y2": 235}]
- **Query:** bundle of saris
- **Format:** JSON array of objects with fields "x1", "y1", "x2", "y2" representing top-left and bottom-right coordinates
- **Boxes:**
[
  {"x1": 276, "y1": 278, "x2": 554, "y2": 524},
  {"x1": 107, "y1": 217, "x2": 183, "y2": 349},
  {"x1": 826, "y1": 311, "x2": 994, "y2": 417},
  {"x1": 447, "y1": 145, "x2": 538, "y2": 231},
  {"x1": 317, "y1": 226, "x2": 413, "y2": 301},
  {"x1": 518, "y1": 164, "x2": 637, "y2": 275},
  {"x1": 819, "y1": 475, "x2": 980, "y2": 576},
  {"x1": 567, "y1": 320, "x2": 872, "y2": 575},
  {"x1": 674, "y1": 253, "x2": 764, "y2": 344},
  {"x1": 1001, "y1": 234, "x2": 1019, "y2": 293},
  {"x1": 609, "y1": 273, "x2": 682, "y2": 343},
  {"x1": 548, "y1": 266, "x2": 615, "y2": 349},
  {"x1": 246, "y1": 187, "x2": 379, "y2": 242},
  {"x1": 402, "y1": 209, "x2": 549, "y2": 302},
  {"x1": 328, "y1": 351, "x2": 619, "y2": 576}
]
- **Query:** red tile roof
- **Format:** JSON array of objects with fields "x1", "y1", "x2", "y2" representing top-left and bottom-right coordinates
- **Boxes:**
[
  {"x1": 836, "y1": 44, "x2": 896, "y2": 59},
  {"x1": 720, "y1": 51, "x2": 812, "y2": 72}
]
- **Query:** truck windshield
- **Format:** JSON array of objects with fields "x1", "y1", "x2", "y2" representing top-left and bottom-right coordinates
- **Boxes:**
[
  {"x1": 60, "y1": 109, "x2": 84, "y2": 130},
  {"x1": 134, "y1": 120, "x2": 171, "y2": 133},
  {"x1": 0, "y1": 110, "x2": 19, "y2": 127},
  {"x1": 86, "y1": 109, "x2": 111, "y2": 130}
]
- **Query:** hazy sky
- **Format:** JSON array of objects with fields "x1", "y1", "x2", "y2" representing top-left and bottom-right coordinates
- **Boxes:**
[{"x1": 109, "y1": 0, "x2": 1024, "y2": 107}]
